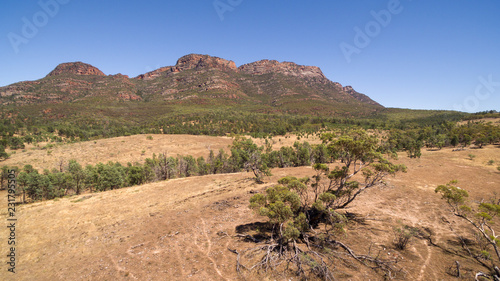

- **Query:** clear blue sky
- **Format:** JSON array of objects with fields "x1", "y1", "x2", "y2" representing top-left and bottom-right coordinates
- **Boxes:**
[{"x1": 1, "y1": 0, "x2": 499, "y2": 112}]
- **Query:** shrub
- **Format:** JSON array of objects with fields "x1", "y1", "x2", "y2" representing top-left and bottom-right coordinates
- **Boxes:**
[{"x1": 393, "y1": 224, "x2": 418, "y2": 250}]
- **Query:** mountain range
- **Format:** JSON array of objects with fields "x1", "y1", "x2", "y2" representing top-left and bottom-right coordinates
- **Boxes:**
[{"x1": 0, "y1": 54, "x2": 382, "y2": 116}]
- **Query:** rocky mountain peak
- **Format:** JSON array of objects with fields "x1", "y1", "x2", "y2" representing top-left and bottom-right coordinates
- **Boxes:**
[
  {"x1": 175, "y1": 54, "x2": 237, "y2": 72},
  {"x1": 343, "y1": 86, "x2": 355, "y2": 93},
  {"x1": 238, "y1": 60, "x2": 326, "y2": 79},
  {"x1": 47, "y1": 62, "x2": 105, "y2": 77}
]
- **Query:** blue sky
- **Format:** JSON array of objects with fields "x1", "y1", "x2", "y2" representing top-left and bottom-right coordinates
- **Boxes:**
[{"x1": 1, "y1": 0, "x2": 499, "y2": 112}]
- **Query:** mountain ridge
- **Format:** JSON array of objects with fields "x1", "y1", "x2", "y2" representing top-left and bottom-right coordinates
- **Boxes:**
[
  {"x1": 0, "y1": 54, "x2": 382, "y2": 115},
  {"x1": 136, "y1": 54, "x2": 326, "y2": 81}
]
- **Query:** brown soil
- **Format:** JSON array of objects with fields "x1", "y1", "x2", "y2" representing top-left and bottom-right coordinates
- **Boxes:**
[{"x1": 1, "y1": 139, "x2": 499, "y2": 280}]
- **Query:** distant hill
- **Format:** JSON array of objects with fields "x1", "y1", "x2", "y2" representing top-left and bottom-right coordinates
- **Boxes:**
[{"x1": 0, "y1": 54, "x2": 382, "y2": 116}]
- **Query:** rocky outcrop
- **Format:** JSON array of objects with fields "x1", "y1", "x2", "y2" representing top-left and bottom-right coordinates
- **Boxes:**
[
  {"x1": 137, "y1": 54, "x2": 237, "y2": 80},
  {"x1": 238, "y1": 60, "x2": 326, "y2": 79},
  {"x1": 342, "y1": 85, "x2": 381, "y2": 106},
  {"x1": 47, "y1": 62, "x2": 105, "y2": 77},
  {"x1": 136, "y1": 66, "x2": 180, "y2": 80},
  {"x1": 110, "y1": 73, "x2": 129, "y2": 79},
  {"x1": 175, "y1": 54, "x2": 237, "y2": 72}
]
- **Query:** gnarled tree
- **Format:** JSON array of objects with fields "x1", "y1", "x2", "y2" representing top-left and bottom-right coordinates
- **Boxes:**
[
  {"x1": 436, "y1": 181, "x2": 500, "y2": 279},
  {"x1": 237, "y1": 129, "x2": 407, "y2": 279}
]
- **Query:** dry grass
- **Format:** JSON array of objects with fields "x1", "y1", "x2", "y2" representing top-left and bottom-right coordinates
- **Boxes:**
[
  {"x1": 1, "y1": 137, "x2": 499, "y2": 280},
  {"x1": 2, "y1": 134, "x2": 321, "y2": 172}
]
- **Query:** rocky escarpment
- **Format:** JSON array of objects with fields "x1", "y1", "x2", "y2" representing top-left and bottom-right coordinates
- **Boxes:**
[
  {"x1": 137, "y1": 55, "x2": 326, "y2": 81},
  {"x1": 238, "y1": 60, "x2": 326, "y2": 80},
  {"x1": 137, "y1": 54, "x2": 237, "y2": 80},
  {"x1": 47, "y1": 62, "x2": 106, "y2": 77}
]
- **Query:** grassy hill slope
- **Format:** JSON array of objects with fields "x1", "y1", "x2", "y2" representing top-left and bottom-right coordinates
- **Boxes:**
[{"x1": 2, "y1": 136, "x2": 499, "y2": 280}]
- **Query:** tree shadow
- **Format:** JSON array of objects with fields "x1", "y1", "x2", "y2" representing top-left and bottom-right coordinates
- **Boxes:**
[
  {"x1": 469, "y1": 146, "x2": 483, "y2": 150},
  {"x1": 344, "y1": 211, "x2": 369, "y2": 226},
  {"x1": 235, "y1": 221, "x2": 272, "y2": 242}
]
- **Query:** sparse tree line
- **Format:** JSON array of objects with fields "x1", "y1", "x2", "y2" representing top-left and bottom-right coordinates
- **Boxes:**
[
  {"x1": 383, "y1": 121, "x2": 500, "y2": 158},
  {"x1": 2, "y1": 118, "x2": 500, "y2": 202},
  {"x1": 0, "y1": 136, "x2": 343, "y2": 203},
  {"x1": 2, "y1": 113, "x2": 497, "y2": 164},
  {"x1": 0, "y1": 128, "x2": 397, "y2": 202},
  {"x1": 2, "y1": 120, "x2": 499, "y2": 166},
  {"x1": 0, "y1": 108, "x2": 472, "y2": 160}
]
